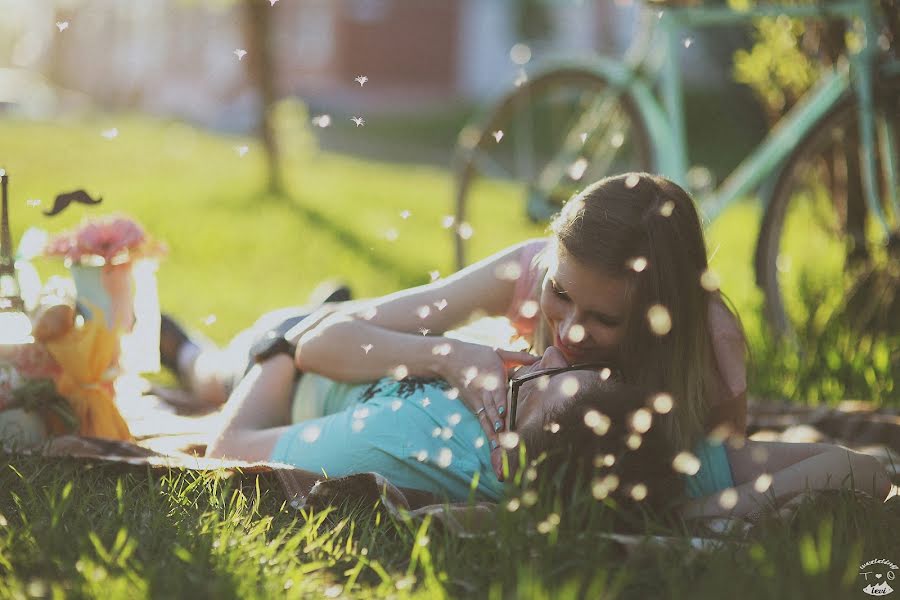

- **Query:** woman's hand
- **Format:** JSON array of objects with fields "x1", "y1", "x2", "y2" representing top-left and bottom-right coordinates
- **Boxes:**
[{"x1": 434, "y1": 339, "x2": 538, "y2": 477}]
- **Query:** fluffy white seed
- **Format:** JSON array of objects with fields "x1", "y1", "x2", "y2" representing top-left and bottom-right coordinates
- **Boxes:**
[
  {"x1": 652, "y1": 393, "x2": 674, "y2": 414},
  {"x1": 700, "y1": 269, "x2": 721, "y2": 292},
  {"x1": 499, "y1": 432, "x2": 520, "y2": 449},
  {"x1": 519, "y1": 301, "x2": 539, "y2": 319},
  {"x1": 628, "y1": 256, "x2": 648, "y2": 272},
  {"x1": 718, "y1": 488, "x2": 738, "y2": 509},
  {"x1": 754, "y1": 473, "x2": 773, "y2": 493},
  {"x1": 567, "y1": 325, "x2": 586, "y2": 343},
  {"x1": 431, "y1": 343, "x2": 453, "y2": 356},
  {"x1": 560, "y1": 376, "x2": 580, "y2": 397},
  {"x1": 437, "y1": 448, "x2": 453, "y2": 468},
  {"x1": 659, "y1": 200, "x2": 675, "y2": 217},
  {"x1": 630, "y1": 483, "x2": 648, "y2": 501},
  {"x1": 567, "y1": 157, "x2": 589, "y2": 181},
  {"x1": 647, "y1": 305, "x2": 672, "y2": 336},
  {"x1": 584, "y1": 410, "x2": 610, "y2": 436},
  {"x1": 479, "y1": 374, "x2": 500, "y2": 391},
  {"x1": 495, "y1": 262, "x2": 523, "y2": 281},
  {"x1": 301, "y1": 426, "x2": 321, "y2": 443},
  {"x1": 630, "y1": 408, "x2": 653, "y2": 433},
  {"x1": 509, "y1": 43, "x2": 531, "y2": 65},
  {"x1": 673, "y1": 451, "x2": 701, "y2": 475}
]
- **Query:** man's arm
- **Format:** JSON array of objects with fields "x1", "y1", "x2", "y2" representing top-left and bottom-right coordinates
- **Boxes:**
[{"x1": 679, "y1": 448, "x2": 892, "y2": 521}]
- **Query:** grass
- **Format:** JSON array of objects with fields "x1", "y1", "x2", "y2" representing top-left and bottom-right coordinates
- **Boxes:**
[{"x1": 0, "y1": 113, "x2": 897, "y2": 598}]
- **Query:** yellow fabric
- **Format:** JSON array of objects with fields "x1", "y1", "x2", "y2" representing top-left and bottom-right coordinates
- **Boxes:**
[{"x1": 44, "y1": 306, "x2": 131, "y2": 441}]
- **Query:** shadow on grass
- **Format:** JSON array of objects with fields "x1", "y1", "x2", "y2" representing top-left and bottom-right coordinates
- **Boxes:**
[{"x1": 258, "y1": 190, "x2": 427, "y2": 288}]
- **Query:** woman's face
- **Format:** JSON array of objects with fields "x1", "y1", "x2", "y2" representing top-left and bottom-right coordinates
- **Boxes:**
[{"x1": 539, "y1": 245, "x2": 631, "y2": 364}]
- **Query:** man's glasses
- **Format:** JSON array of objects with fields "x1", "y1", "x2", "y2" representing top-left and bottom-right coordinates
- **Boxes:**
[{"x1": 507, "y1": 362, "x2": 613, "y2": 431}]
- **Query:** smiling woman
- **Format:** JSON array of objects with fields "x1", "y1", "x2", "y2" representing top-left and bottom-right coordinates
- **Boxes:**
[{"x1": 531, "y1": 174, "x2": 749, "y2": 457}]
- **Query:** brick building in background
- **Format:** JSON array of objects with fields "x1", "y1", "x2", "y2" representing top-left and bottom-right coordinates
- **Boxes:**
[
  {"x1": 0, "y1": 0, "x2": 750, "y2": 143},
  {"x1": 1, "y1": 0, "x2": 643, "y2": 128}
]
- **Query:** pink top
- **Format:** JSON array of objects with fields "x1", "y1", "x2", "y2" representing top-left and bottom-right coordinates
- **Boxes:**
[{"x1": 504, "y1": 237, "x2": 748, "y2": 412}]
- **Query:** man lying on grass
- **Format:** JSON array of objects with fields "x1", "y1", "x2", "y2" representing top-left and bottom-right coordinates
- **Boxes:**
[{"x1": 206, "y1": 345, "x2": 892, "y2": 519}]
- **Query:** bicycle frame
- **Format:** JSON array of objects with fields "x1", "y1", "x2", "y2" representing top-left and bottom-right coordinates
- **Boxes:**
[{"x1": 638, "y1": 0, "x2": 899, "y2": 235}]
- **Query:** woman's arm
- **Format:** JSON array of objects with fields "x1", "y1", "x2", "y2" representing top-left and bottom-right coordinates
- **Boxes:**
[
  {"x1": 708, "y1": 296, "x2": 748, "y2": 435},
  {"x1": 292, "y1": 239, "x2": 543, "y2": 384},
  {"x1": 321, "y1": 239, "x2": 543, "y2": 337},
  {"x1": 292, "y1": 240, "x2": 544, "y2": 470}
]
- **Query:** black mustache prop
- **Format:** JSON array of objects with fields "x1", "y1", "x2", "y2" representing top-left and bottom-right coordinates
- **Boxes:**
[{"x1": 44, "y1": 190, "x2": 102, "y2": 216}]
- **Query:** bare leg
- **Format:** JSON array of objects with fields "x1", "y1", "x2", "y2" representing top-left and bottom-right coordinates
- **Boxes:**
[
  {"x1": 174, "y1": 305, "x2": 330, "y2": 407},
  {"x1": 205, "y1": 355, "x2": 297, "y2": 461},
  {"x1": 680, "y1": 440, "x2": 892, "y2": 521}
]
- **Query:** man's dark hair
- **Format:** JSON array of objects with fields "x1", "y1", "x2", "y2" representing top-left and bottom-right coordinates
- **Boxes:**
[{"x1": 519, "y1": 379, "x2": 686, "y2": 517}]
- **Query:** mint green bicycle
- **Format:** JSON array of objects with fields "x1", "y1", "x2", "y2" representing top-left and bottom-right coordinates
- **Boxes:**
[{"x1": 453, "y1": 0, "x2": 899, "y2": 339}]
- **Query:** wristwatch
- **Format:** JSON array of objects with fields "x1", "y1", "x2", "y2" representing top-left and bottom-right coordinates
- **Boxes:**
[
  {"x1": 248, "y1": 313, "x2": 311, "y2": 365},
  {"x1": 250, "y1": 331, "x2": 297, "y2": 363}
]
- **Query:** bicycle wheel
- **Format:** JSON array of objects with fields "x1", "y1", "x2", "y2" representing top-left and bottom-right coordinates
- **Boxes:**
[
  {"x1": 453, "y1": 68, "x2": 653, "y2": 268},
  {"x1": 755, "y1": 95, "x2": 900, "y2": 339}
]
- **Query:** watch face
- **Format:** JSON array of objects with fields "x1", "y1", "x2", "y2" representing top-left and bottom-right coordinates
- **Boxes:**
[
  {"x1": 250, "y1": 334, "x2": 295, "y2": 363},
  {"x1": 248, "y1": 314, "x2": 309, "y2": 364}
]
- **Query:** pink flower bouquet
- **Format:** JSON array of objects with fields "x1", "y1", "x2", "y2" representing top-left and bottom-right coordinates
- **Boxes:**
[{"x1": 44, "y1": 215, "x2": 167, "y2": 266}]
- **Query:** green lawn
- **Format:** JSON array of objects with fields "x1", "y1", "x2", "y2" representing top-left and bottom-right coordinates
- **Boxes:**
[{"x1": 0, "y1": 114, "x2": 896, "y2": 598}]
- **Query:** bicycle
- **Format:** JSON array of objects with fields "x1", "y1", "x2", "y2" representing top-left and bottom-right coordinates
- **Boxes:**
[{"x1": 452, "y1": 0, "x2": 900, "y2": 340}]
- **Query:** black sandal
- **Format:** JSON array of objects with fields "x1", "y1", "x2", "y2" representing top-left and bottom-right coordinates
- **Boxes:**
[{"x1": 159, "y1": 313, "x2": 192, "y2": 374}]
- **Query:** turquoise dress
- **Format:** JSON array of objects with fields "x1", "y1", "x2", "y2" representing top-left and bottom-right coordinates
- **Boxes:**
[
  {"x1": 683, "y1": 438, "x2": 735, "y2": 499},
  {"x1": 271, "y1": 374, "x2": 734, "y2": 501},
  {"x1": 271, "y1": 375, "x2": 505, "y2": 502}
]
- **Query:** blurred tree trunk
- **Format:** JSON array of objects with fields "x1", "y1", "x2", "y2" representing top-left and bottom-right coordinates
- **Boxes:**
[{"x1": 241, "y1": 0, "x2": 283, "y2": 195}]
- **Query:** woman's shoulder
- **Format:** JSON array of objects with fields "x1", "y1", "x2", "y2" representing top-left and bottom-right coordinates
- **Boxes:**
[
  {"x1": 510, "y1": 237, "x2": 550, "y2": 278},
  {"x1": 517, "y1": 237, "x2": 550, "y2": 257},
  {"x1": 707, "y1": 294, "x2": 745, "y2": 340},
  {"x1": 707, "y1": 294, "x2": 748, "y2": 398}
]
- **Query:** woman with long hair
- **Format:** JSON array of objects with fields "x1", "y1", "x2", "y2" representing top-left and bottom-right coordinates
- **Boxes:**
[{"x1": 184, "y1": 173, "x2": 745, "y2": 499}]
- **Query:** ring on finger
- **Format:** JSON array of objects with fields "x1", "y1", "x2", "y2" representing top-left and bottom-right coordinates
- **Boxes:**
[{"x1": 476, "y1": 407, "x2": 486, "y2": 417}]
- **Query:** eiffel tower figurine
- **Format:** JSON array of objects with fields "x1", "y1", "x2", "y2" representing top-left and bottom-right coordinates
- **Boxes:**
[{"x1": 0, "y1": 169, "x2": 34, "y2": 344}]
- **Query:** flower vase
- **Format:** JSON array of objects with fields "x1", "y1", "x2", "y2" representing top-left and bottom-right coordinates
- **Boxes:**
[
  {"x1": 69, "y1": 259, "x2": 161, "y2": 375},
  {"x1": 69, "y1": 262, "x2": 135, "y2": 333}
]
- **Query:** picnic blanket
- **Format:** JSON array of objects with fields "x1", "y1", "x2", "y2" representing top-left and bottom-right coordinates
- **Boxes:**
[{"x1": 6, "y1": 382, "x2": 900, "y2": 556}]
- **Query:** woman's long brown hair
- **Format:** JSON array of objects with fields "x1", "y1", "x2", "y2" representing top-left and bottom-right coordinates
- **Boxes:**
[{"x1": 530, "y1": 173, "x2": 729, "y2": 453}]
